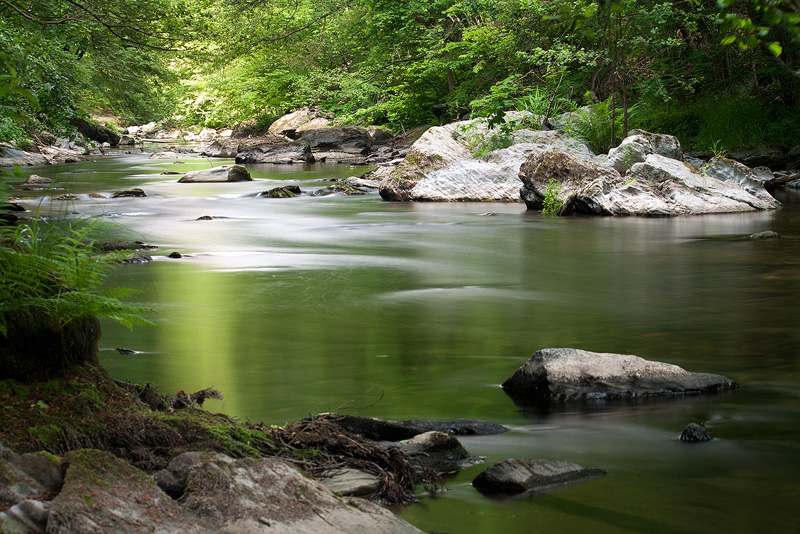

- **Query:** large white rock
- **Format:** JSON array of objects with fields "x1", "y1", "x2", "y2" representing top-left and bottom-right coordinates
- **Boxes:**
[{"x1": 502, "y1": 348, "x2": 738, "y2": 403}]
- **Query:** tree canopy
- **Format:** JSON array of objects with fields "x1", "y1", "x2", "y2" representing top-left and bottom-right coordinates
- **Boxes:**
[{"x1": 1, "y1": 0, "x2": 799, "y2": 150}]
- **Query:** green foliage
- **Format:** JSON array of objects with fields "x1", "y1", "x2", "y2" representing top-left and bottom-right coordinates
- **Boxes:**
[
  {"x1": 566, "y1": 98, "x2": 623, "y2": 154},
  {"x1": 1, "y1": 171, "x2": 155, "y2": 338},
  {"x1": 542, "y1": 179, "x2": 564, "y2": 214}
]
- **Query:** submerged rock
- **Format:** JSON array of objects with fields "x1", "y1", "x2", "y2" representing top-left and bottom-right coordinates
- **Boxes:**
[
  {"x1": 748, "y1": 230, "x2": 780, "y2": 240},
  {"x1": 680, "y1": 423, "x2": 712, "y2": 442},
  {"x1": 258, "y1": 185, "x2": 302, "y2": 198},
  {"x1": 111, "y1": 188, "x2": 146, "y2": 198},
  {"x1": 402, "y1": 431, "x2": 482, "y2": 472},
  {"x1": 178, "y1": 165, "x2": 251, "y2": 183},
  {"x1": 472, "y1": 458, "x2": 605, "y2": 496},
  {"x1": 502, "y1": 348, "x2": 738, "y2": 405}
]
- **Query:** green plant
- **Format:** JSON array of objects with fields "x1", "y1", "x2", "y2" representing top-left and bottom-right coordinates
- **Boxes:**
[
  {"x1": 709, "y1": 138, "x2": 728, "y2": 158},
  {"x1": 542, "y1": 179, "x2": 563, "y2": 214},
  {"x1": 0, "y1": 183, "x2": 155, "y2": 337}
]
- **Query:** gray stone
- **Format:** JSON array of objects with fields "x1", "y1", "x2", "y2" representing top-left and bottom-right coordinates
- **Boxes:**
[
  {"x1": 235, "y1": 140, "x2": 313, "y2": 164},
  {"x1": 628, "y1": 129, "x2": 683, "y2": 160},
  {"x1": 269, "y1": 107, "x2": 330, "y2": 138},
  {"x1": 200, "y1": 140, "x2": 239, "y2": 158},
  {"x1": 169, "y1": 452, "x2": 425, "y2": 533},
  {"x1": 258, "y1": 185, "x2": 302, "y2": 198},
  {"x1": 606, "y1": 135, "x2": 654, "y2": 174},
  {"x1": 23, "y1": 174, "x2": 54, "y2": 185},
  {"x1": 178, "y1": 165, "x2": 251, "y2": 183},
  {"x1": 502, "y1": 348, "x2": 738, "y2": 404},
  {"x1": 111, "y1": 188, "x2": 146, "y2": 198},
  {"x1": 47, "y1": 449, "x2": 423, "y2": 534},
  {"x1": 318, "y1": 469, "x2": 383, "y2": 497},
  {"x1": 702, "y1": 157, "x2": 780, "y2": 205},
  {"x1": 472, "y1": 458, "x2": 605, "y2": 495},
  {"x1": 519, "y1": 149, "x2": 781, "y2": 216},
  {"x1": 680, "y1": 423, "x2": 712, "y2": 442},
  {"x1": 402, "y1": 431, "x2": 481, "y2": 472},
  {"x1": 748, "y1": 230, "x2": 780, "y2": 240},
  {"x1": 298, "y1": 126, "x2": 372, "y2": 155},
  {"x1": 0, "y1": 144, "x2": 49, "y2": 167}
]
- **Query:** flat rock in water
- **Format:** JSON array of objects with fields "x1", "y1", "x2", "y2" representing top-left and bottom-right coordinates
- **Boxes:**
[
  {"x1": 472, "y1": 458, "x2": 605, "y2": 495},
  {"x1": 178, "y1": 165, "x2": 251, "y2": 183},
  {"x1": 502, "y1": 348, "x2": 738, "y2": 405}
]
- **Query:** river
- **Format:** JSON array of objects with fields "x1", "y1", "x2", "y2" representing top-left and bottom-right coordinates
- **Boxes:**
[{"x1": 19, "y1": 153, "x2": 800, "y2": 533}]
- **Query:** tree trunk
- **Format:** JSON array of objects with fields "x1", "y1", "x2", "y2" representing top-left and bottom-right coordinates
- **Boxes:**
[{"x1": 1, "y1": 308, "x2": 101, "y2": 382}]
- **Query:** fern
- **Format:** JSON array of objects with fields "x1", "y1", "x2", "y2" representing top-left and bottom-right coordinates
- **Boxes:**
[{"x1": 1, "y1": 172, "x2": 155, "y2": 337}]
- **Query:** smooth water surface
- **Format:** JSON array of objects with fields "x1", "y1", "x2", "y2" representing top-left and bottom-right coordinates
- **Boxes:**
[{"x1": 16, "y1": 154, "x2": 800, "y2": 533}]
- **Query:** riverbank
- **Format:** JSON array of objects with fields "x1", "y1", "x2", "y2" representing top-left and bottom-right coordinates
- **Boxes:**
[{"x1": 0, "y1": 365, "x2": 443, "y2": 532}]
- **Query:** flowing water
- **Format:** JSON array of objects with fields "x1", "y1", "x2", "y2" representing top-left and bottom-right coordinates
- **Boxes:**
[{"x1": 16, "y1": 153, "x2": 800, "y2": 533}]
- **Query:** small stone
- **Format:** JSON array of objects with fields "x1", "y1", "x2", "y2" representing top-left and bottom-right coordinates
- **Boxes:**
[
  {"x1": 111, "y1": 188, "x2": 146, "y2": 198},
  {"x1": 680, "y1": 423, "x2": 711, "y2": 442},
  {"x1": 472, "y1": 458, "x2": 605, "y2": 495},
  {"x1": 23, "y1": 174, "x2": 53, "y2": 185},
  {"x1": 748, "y1": 230, "x2": 779, "y2": 240},
  {"x1": 196, "y1": 216, "x2": 213, "y2": 221},
  {"x1": 168, "y1": 252, "x2": 182, "y2": 258}
]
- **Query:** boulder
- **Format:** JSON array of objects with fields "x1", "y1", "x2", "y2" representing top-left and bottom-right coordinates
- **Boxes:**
[
  {"x1": 502, "y1": 348, "x2": 738, "y2": 405},
  {"x1": 702, "y1": 157, "x2": 779, "y2": 204},
  {"x1": 44, "y1": 449, "x2": 425, "y2": 534},
  {"x1": 69, "y1": 118, "x2": 120, "y2": 146},
  {"x1": 0, "y1": 144, "x2": 49, "y2": 167},
  {"x1": 403, "y1": 159, "x2": 522, "y2": 201},
  {"x1": 200, "y1": 140, "x2": 239, "y2": 158},
  {"x1": 162, "y1": 452, "x2": 425, "y2": 534},
  {"x1": 606, "y1": 135, "x2": 656, "y2": 174},
  {"x1": 0, "y1": 444, "x2": 63, "y2": 508},
  {"x1": 48, "y1": 449, "x2": 213, "y2": 534},
  {"x1": 235, "y1": 140, "x2": 313, "y2": 164},
  {"x1": 472, "y1": 458, "x2": 605, "y2": 495},
  {"x1": 519, "y1": 149, "x2": 780, "y2": 216},
  {"x1": 680, "y1": 423, "x2": 711, "y2": 442},
  {"x1": 628, "y1": 129, "x2": 683, "y2": 160},
  {"x1": 379, "y1": 123, "x2": 473, "y2": 200},
  {"x1": 298, "y1": 126, "x2": 372, "y2": 155},
  {"x1": 178, "y1": 165, "x2": 251, "y2": 183},
  {"x1": 269, "y1": 107, "x2": 330, "y2": 138},
  {"x1": 402, "y1": 431, "x2": 481, "y2": 472}
]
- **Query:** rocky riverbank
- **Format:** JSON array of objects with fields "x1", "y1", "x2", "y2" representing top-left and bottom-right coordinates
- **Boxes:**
[{"x1": 0, "y1": 346, "x2": 738, "y2": 533}]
